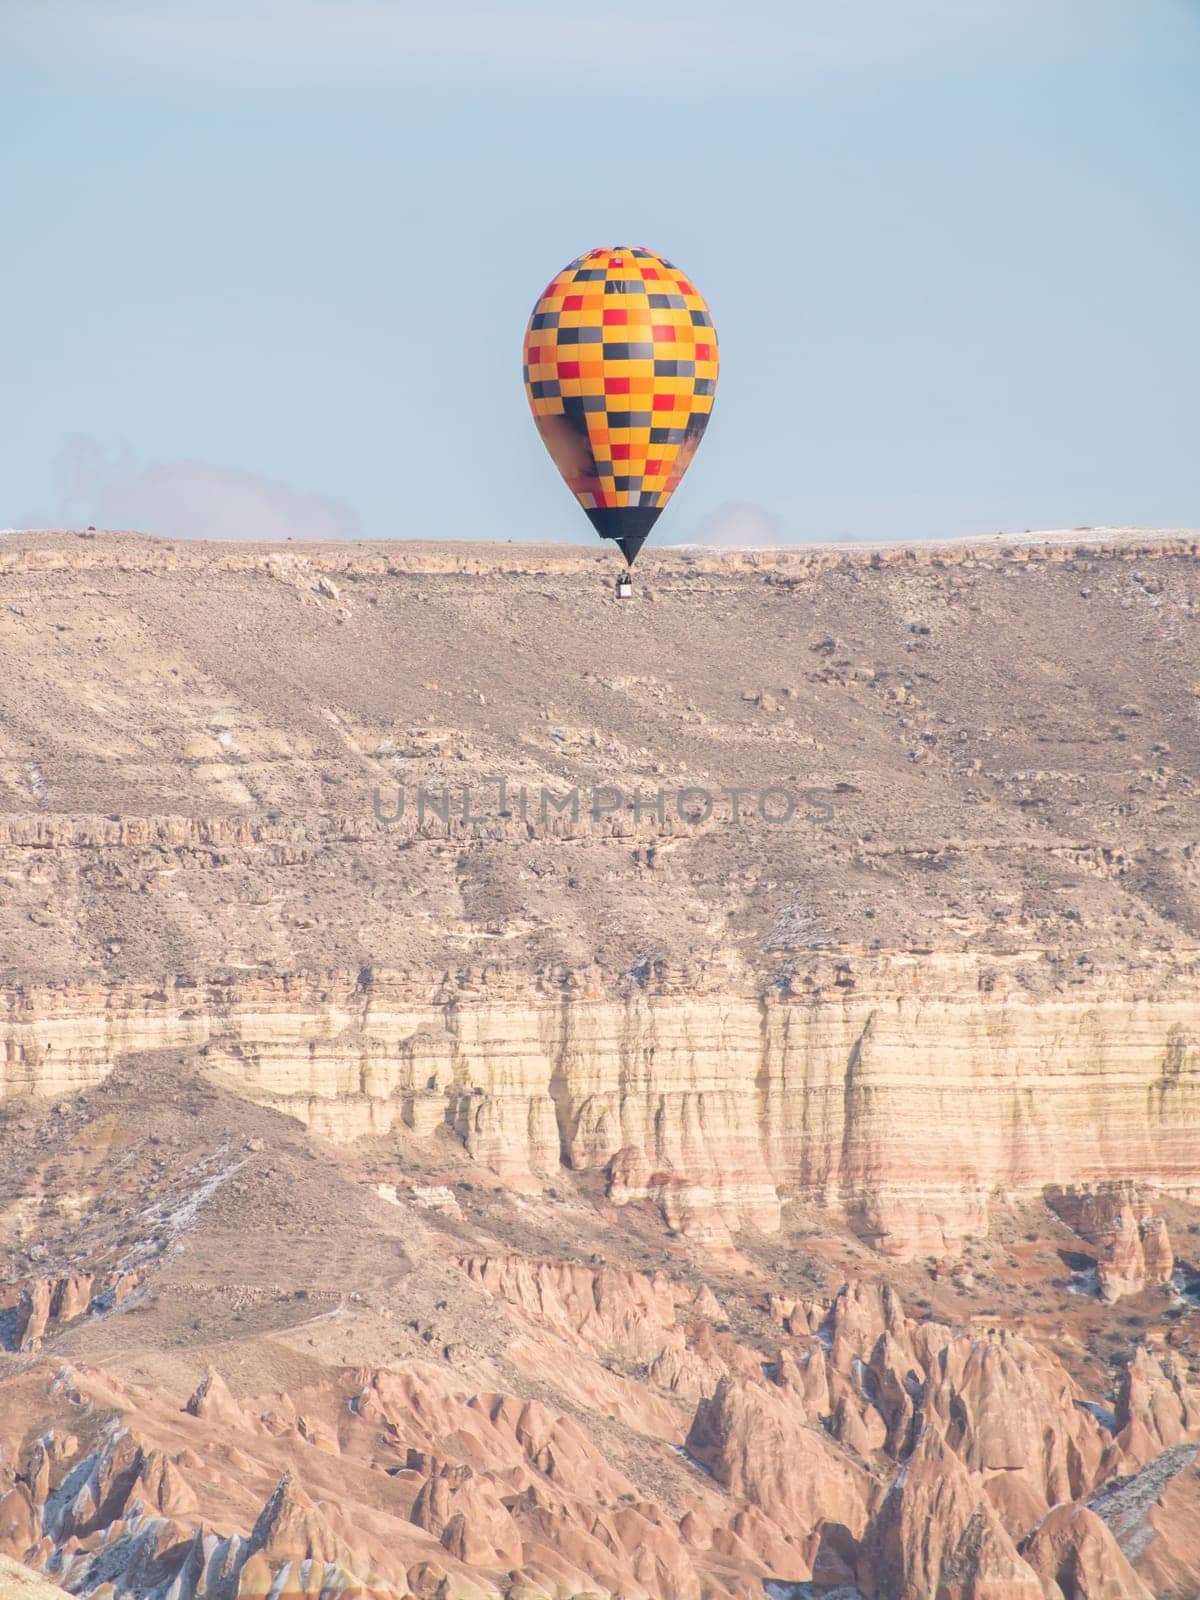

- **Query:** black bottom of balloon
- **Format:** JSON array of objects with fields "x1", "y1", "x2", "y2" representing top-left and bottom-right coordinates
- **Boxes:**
[{"x1": 585, "y1": 504, "x2": 663, "y2": 566}]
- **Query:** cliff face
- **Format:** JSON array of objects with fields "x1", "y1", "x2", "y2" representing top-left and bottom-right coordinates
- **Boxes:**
[
  {"x1": 1, "y1": 1054, "x2": 1197, "y2": 1600},
  {"x1": 4, "y1": 953, "x2": 1200, "y2": 1255},
  {"x1": 2, "y1": 529, "x2": 1200, "y2": 1256},
  {"x1": 1, "y1": 530, "x2": 1199, "y2": 1598}
]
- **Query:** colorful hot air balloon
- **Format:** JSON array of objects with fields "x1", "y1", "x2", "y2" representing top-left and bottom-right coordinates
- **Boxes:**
[{"x1": 523, "y1": 246, "x2": 718, "y2": 566}]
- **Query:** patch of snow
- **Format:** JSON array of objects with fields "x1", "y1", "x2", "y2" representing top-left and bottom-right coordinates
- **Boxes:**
[
  {"x1": 670, "y1": 1444, "x2": 714, "y2": 1479},
  {"x1": 765, "y1": 1584, "x2": 865, "y2": 1600},
  {"x1": 43, "y1": 1451, "x2": 102, "y2": 1539},
  {"x1": 116, "y1": 1153, "x2": 248, "y2": 1276},
  {"x1": 1090, "y1": 1443, "x2": 1199, "y2": 1562},
  {"x1": 208, "y1": 723, "x2": 242, "y2": 755}
]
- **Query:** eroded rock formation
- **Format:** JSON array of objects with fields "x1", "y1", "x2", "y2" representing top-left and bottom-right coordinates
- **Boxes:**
[
  {"x1": 1, "y1": 531, "x2": 1199, "y2": 1597},
  {"x1": 3, "y1": 956, "x2": 1200, "y2": 1256}
]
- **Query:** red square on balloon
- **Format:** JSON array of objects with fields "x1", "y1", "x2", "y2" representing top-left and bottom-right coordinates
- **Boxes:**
[
  {"x1": 603, "y1": 308, "x2": 628, "y2": 325},
  {"x1": 557, "y1": 361, "x2": 580, "y2": 378},
  {"x1": 611, "y1": 443, "x2": 631, "y2": 460},
  {"x1": 605, "y1": 377, "x2": 631, "y2": 395},
  {"x1": 652, "y1": 393, "x2": 675, "y2": 410},
  {"x1": 562, "y1": 294, "x2": 583, "y2": 311}
]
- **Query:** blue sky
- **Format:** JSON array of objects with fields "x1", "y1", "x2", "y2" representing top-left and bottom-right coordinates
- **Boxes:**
[{"x1": 3, "y1": 1, "x2": 1197, "y2": 545}]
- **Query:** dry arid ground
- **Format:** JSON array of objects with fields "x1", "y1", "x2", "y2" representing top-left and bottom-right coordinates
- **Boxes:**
[{"x1": 0, "y1": 527, "x2": 1199, "y2": 1600}]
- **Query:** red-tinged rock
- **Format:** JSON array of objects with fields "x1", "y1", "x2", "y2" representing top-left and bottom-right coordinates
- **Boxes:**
[
  {"x1": 67, "y1": 1432, "x2": 144, "y2": 1539},
  {"x1": 1139, "y1": 1214, "x2": 1174, "y2": 1287},
  {"x1": 1131, "y1": 1452, "x2": 1200, "y2": 1597},
  {"x1": 1047, "y1": 1185, "x2": 1176, "y2": 1303},
  {"x1": 248, "y1": 1474, "x2": 353, "y2": 1571},
  {"x1": 685, "y1": 1376, "x2": 871, "y2": 1541},
  {"x1": 1111, "y1": 1347, "x2": 1200, "y2": 1468},
  {"x1": 185, "y1": 1370, "x2": 246, "y2": 1428},
  {"x1": 1087, "y1": 1442, "x2": 1200, "y2": 1597},
  {"x1": 827, "y1": 1281, "x2": 909, "y2": 1357},
  {"x1": 856, "y1": 1424, "x2": 1044, "y2": 1600},
  {"x1": 0, "y1": 1486, "x2": 37, "y2": 1562},
  {"x1": 828, "y1": 1391, "x2": 888, "y2": 1456},
  {"x1": 295, "y1": 1416, "x2": 340, "y2": 1456},
  {"x1": 412, "y1": 1470, "x2": 521, "y2": 1571},
  {"x1": 130, "y1": 1450, "x2": 197, "y2": 1518},
  {"x1": 923, "y1": 1333, "x2": 1102, "y2": 1527},
  {"x1": 234, "y1": 1549, "x2": 274, "y2": 1599},
  {"x1": 457, "y1": 1255, "x2": 678, "y2": 1364},
  {"x1": 1020, "y1": 1502, "x2": 1154, "y2": 1600},
  {"x1": 14, "y1": 1284, "x2": 51, "y2": 1354}
]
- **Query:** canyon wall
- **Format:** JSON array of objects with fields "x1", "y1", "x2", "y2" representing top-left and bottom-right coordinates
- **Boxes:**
[
  {"x1": 3, "y1": 532, "x2": 1200, "y2": 1599},
  {"x1": 3, "y1": 529, "x2": 1200, "y2": 1257},
  {"x1": 5, "y1": 950, "x2": 1199, "y2": 1254}
]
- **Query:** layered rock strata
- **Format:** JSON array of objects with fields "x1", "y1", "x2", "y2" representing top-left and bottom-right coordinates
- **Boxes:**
[{"x1": 4, "y1": 954, "x2": 1200, "y2": 1254}]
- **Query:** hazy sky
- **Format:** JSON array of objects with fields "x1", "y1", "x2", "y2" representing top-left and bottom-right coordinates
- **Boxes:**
[{"x1": 3, "y1": 1, "x2": 1197, "y2": 544}]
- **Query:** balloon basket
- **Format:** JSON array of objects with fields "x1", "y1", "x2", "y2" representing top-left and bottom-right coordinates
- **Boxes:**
[{"x1": 615, "y1": 576, "x2": 634, "y2": 600}]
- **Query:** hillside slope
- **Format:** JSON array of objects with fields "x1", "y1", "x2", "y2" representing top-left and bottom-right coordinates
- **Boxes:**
[{"x1": 0, "y1": 528, "x2": 1198, "y2": 1599}]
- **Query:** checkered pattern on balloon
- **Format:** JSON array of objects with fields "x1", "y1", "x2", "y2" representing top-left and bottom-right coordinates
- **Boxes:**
[{"x1": 523, "y1": 247, "x2": 718, "y2": 564}]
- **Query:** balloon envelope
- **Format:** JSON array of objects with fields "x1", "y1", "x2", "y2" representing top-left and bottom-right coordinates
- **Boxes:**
[{"x1": 523, "y1": 246, "x2": 718, "y2": 565}]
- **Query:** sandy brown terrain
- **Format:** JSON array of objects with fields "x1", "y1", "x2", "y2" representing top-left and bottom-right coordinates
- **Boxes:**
[{"x1": 0, "y1": 528, "x2": 1198, "y2": 1599}]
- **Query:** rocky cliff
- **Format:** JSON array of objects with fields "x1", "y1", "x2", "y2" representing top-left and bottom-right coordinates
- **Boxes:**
[
  {"x1": 1, "y1": 529, "x2": 1198, "y2": 1598},
  {"x1": 4, "y1": 953, "x2": 1199, "y2": 1255}
]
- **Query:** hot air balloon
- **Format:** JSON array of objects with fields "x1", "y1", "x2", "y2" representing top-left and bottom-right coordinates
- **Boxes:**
[{"x1": 523, "y1": 246, "x2": 718, "y2": 567}]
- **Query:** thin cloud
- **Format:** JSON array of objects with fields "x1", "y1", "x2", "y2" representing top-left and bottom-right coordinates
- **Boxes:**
[
  {"x1": 690, "y1": 501, "x2": 783, "y2": 548},
  {"x1": 39, "y1": 435, "x2": 360, "y2": 541},
  {"x1": 3, "y1": 0, "x2": 1087, "y2": 78},
  {"x1": 4, "y1": 1, "x2": 756, "y2": 71}
]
